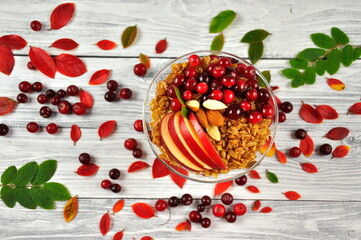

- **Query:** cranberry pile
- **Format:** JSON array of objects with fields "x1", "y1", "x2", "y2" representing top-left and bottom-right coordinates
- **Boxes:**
[{"x1": 104, "y1": 79, "x2": 133, "y2": 102}]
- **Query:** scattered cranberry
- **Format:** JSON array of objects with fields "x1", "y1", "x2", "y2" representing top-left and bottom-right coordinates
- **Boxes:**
[
  {"x1": 170, "y1": 98, "x2": 182, "y2": 112},
  {"x1": 104, "y1": 91, "x2": 116, "y2": 102},
  {"x1": 111, "y1": 184, "x2": 122, "y2": 193},
  {"x1": 189, "y1": 210, "x2": 202, "y2": 223},
  {"x1": 260, "y1": 104, "x2": 275, "y2": 119},
  {"x1": 234, "y1": 203, "x2": 247, "y2": 216},
  {"x1": 184, "y1": 78, "x2": 198, "y2": 91},
  {"x1": 185, "y1": 67, "x2": 197, "y2": 78},
  {"x1": 0, "y1": 124, "x2": 9, "y2": 136},
  {"x1": 212, "y1": 204, "x2": 226, "y2": 217},
  {"x1": 198, "y1": 72, "x2": 211, "y2": 84},
  {"x1": 222, "y1": 89, "x2": 235, "y2": 104},
  {"x1": 182, "y1": 90, "x2": 193, "y2": 101},
  {"x1": 17, "y1": 93, "x2": 28, "y2": 103},
  {"x1": 212, "y1": 66, "x2": 225, "y2": 79},
  {"x1": 244, "y1": 66, "x2": 256, "y2": 79},
  {"x1": 295, "y1": 129, "x2": 307, "y2": 140},
  {"x1": 200, "y1": 217, "x2": 211, "y2": 228},
  {"x1": 221, "y1": 76, "x2": 236, "y2": 88},
  {"x1": 281, "y1": 101, "x2": 293, "y2": 113},
  {"x1": 107, "y1": 80, "x2": 119, "y2": 91},
  {"x1": 197, "y1": 204, "x2": 205, "y2": 212},
  {"x1": 196, "y1": 82, "x2": 208, "y2": 94},
  {"x1": 19, "y1": 81, "x2": 32, "y2": 93},
  {"x1": 26, "y1": 122, "x2": 39, "y2": 133},
  {"x1": 57, "y1": 89, "x2": 66, "y2": 98},
  {"x1": 50, "y1": 96, "x2": 61, "y2": 105},
  {"x1": 221, "y1": 193, "x2": 234, "y2": 205},
  {"x1": 320, "y1": 144, "x2": 332, "y2": 155},
  {"x1": 166, "y1": 85, "x2": 177, "y2": 98},
  {"x1": 101, "y1": 180, "x2": 112, "y2": 189},
  {"x1": 246, "y1": 79, "x2": 259, "y2": 89},
  {"x1": 32, "y1": 82, "x2": 43, "y2": 92},
  {"x1": 173, "y1": 75, "x2": 185, "y2": 87},
  {"x1": 219, "y1": 57, "x2": 232, "y2": 68},
  {"x1": 134, "y1": 63, "x2": 147, "y2": 76},
  {"x1": 67, "y1": 85, "x2": 79, "y2": 96},
  {"x1": 248, "y1": 111, "x2": 263, "y2": 124},
  {"x1": 30, "y1": 20, "x2": 42, "y2": 31},
  {"x1": 188, "y1": 54, "x2": 201, "y2": 67},
  {"x1": 58, "y1": 101, "x2": 71, "y2": 114},
  {"x1": 245, "y1": 89, "x2": 258, "y2": 101},
  {"x1": 278, "y1": 112, "x2": 287, "y2": 123},
  {"x1": 134, "y1": 120, "x2": 143, "y2": 132},
  {"x1": 45, "y1": 89, "x2": 56, "y2": 98},
  {"x1": 225, "y1": 211, "x2": 237, "y2": 223},
  {"x1": 235, "y1": 175, "x2": 247, "y2": 186},
  {"x1": 240, "y1": 101, "x2": 251, "y2": 111},
  {"x1": 46, "y1": 123, "x2": 58, "y2": 134},
  {"x1": 72, "y1": 102, "x2": 86, "y2": 115},
  {"x1": 289, "y1": 147, "x2": 301, "y2": 157},
  {"x1": 124, "y1": 138, "x2": 137, "y2": 150},
  {"x1": 201, "y1": 195, "x2": 212, "y2": 206},
  {"x1": 40, "y1": 106, "x2": 52, "y2": 118},
  {"x1": 37, "y1": 94, "x2": 49, "y2": 104},
  {"x1": 119, "y1": 88, "x2": 132, "y2": 100},
  {"x1": 27, "y1": 61, "x2": 36, "y2": 70},
  {"x1": 155, "y1": 199, "x2": 167, "y2": 211},
  {"x1": 79, "y1": 153, "x2": 91, "y2": 165},
  {"x1": 181, "y1": 193, "x2": 193, "y2": 205},
  {"x1": 258, "y1": 88, "x2": 270, "y2": 102},
  {"x1": 210, "y1": 90, "x2": 223, "y2": 101},
  {"x1": 236, "y1": 63, "x2": 247, "y2": 75},
  {"x1": 226, "y1": 105, "x2": 242, "y2": 120},
  {"x1": 109, "y1": 168, "x2": 121, "y2": 180},
  {"x1": 168, "y1": 196, "x2": 180, "y2": 207},
  {"x1": 133, "y1": 148, "x2": 143, "y2": 158}
]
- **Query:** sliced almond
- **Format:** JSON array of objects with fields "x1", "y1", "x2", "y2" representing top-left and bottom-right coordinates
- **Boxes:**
[
  {"x1": 206, "y1": 110, "x2": 224, "y2": 127},
  {"x1": 195, "y1": 108, "x2": 208, "y2": 128},
  {"x1": 203, "y1": 99, "x2": 228, "y2": 110},
  {"x1": 185, "y1": 100, "x2": 200, "y2": 112},
  {"x1": 206, "y1": 124, "x2": 221, "y2": 141}
]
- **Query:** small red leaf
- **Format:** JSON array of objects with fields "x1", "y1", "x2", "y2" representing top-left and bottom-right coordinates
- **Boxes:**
[
  {"x1": 128, "y1": 161, "x2": 150, "y2": 173},
  {"x1": 325, "y1": 127, "x2": 350, "y2": 140},
  {"x1": 332, "y1": 145, "x2": 350, "y2": 159},
  {"x1": 300, "y1": 134, "x2": 314, "y2": 157},
  {"x1": 50, "y1": 3, "x2": 75, "y2": 30},
  {"x1": 29, "y1": 47, "x2": 56, "y2": 78},
  {"x1": 271, "y1": 86, "x2": 279, "y2": 91},
  {"x1": 175, "y1": 222, "x2": 187, "y2": 231},
  {"x1": 140, "y1": 236, "x2": 153, "y2": 240},
  {"x1": 139, "y1": 53, "x2": 151, "y2": 69},
  {"x1": 327, "y1": 78, "x2": 345, "y2": 91},
  {"x1": 55, "y1": 53, "x2": 87, "y2": 77},
  {"x1": 89, "y1": 69, "x2": 111, "y2": 85},
  {"x1": 246, "y1": 185, "x2": 260, "y2": 193},
  {"x1": 113, "y1": 231, "x2": 124, "y2": 240},
  {"x1": 214, "y1": 181, "x2": 232, "y2": 196},
  {"x1": 0, "y1": 97, "x2": 17, "y2": 116},
  {"x1": 348, "y1": 102, "x2": 361, "y2": 115},
  {"x1": 155, "y1": 38, "x2": 167, "y2": 54},
  {"x1": 252, "y1": 200, "x2": 261, "y2": 211},
  {"x1": 300, "y1": 102, "x2": 323, "y2": 124},
  {"x1": 75, "y1": 163, "x2": 99, "y2": 176},
  {"x1": 276, "y1": 150, "x2": 287, "y2": 164},
  {"x1": 113, "y1": 200, "x2": 125, "y2": 213},
  {"x1": 0, "y1": 46, "x2": 15, "y2": 75},
  {"x1": 300, "y1": 162, "x2": 318, "y2": 173},
  {"x1": 315, "y1": 105, "x2": 338, "y2": 120},
  {"x1": 248, "y1": 170, "x2": 261, "y2": 179},
  {"x1": 99, "y1": 212, "x2": 111, "y2": 236},
  {"x1": 98, "y1": 120, "x2": 117, "y2": 140},
  {"x1": 0, "y1": 35, "x2": 27, "y2": 50},
  {"x1": 283, "y1": 191, "x2": 301, "y2": 200},
  {"x1": 79, "y1": 89, "x2": 93, "y2": 109},
  {"x1": 50, "y1": 38, "x2": 79, "y2": 50},
  {"x1": 260, "y1": 207, "x2": 272, "y2": 213},
  {"x1": 152, "y1": 158, "x2": 170, "y2": 178},
  {"x1": 132, "y1": 202, "x2": 155, "y2": 219},
  {"x1": 185, "y1": 219, "x2": 191, "y2": 231},
  {"x1": 70, "y1": 124, "x2": 81, "y2": 145},
  {"x1": 169, "y1": 166, "x2": 188, "y2": 189},
  {"x1": 96, "y1": 40, "x2": 117, "y2": 50}
]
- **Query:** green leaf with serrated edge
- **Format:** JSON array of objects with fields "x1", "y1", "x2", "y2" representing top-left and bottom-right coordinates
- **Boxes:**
[
  {"x1": 289, "y1": 58, "x2": 308, "y2": 69},
  {"x1": 30, "y1": 187, "x2": 54, "y2": 210},
  {"x1": 354, "y1": 48, "x2": 361, "y2": 60},
  {"x1": 1, "y1": 186, "x2": 16, "y2": 208},
  {"x1": 341, "y1": 45, "x2": 354, "y2": 67},
  {"x1": 310, "y1": 33, "x2": 336, "y2": 49},
  {"x1": 249, "y1": 42, "x2": 264, "y2": 64},
  {"x1": 326, "y1": 48, "x2": 341, "y2": 75},
  {"x1": 331, "y1": 27, "x2": 349, "y2": 45},
  {"x1": 209, "y1": 10, "x2": 236, "y2": 33},
  {"x1": 315, "y1": 59, "x2": 326, "y2": 76},
  {"x1": 297, "y1": 48, "x2": 326, "y2": 61},
  {"x1": 43, "y1": 182, "x2": 70, "y2": 201},
  {"x1": 241, "y1": 29, "x2": 270, "y2": 43},
  {"x1": 304, "y1": 66, "x2": 316, "y2": 84},
  {"x1": 281, "y1": 68, "x2": 301, "y2": 79},
  {"x1": 266, "y1": 170, "x2": 278, "y2": 183},
  {"x1": 1, "y1": 166, "x2": 17, "y2": 185},
  {"x1": 32, "y1": 160, "x2": 57, "y2": 185},
  {"x1": 14, "y1": 187, "x2": 37, "y2": 209},
  {"x1": 291, "y1": 74, "x2": 305, "y2": 88},
  {"x1": 210, "y1": 33, "x2": 224, "y2": 51},
  {"x1": 121, "y1": 25, "x2": 137, "y2": 48},
  {"x1": 14, "y1": 162, "x2": 38, "y2": 187}
]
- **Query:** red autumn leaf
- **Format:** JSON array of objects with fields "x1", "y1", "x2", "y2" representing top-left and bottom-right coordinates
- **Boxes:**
[
  {"x1": 248, "y1": 170, "x2": 261, "y2": 179},
  {"x1": 271, "y1": 86, "x2": 279, "y2": 91},
  {"x1": 300, "y1": 134, "x2": 314, "y2": 157},
  {"x1": 332, "y1": 145, "x2": 350, "y2": 159},
  {"x1": 300, "y1": 162, "x2": 318, "y2": 173},
  {"x1": 214, "y1": 181, "x2": 232, "y2": 197},
  {"x1": 79, "y1": 89, "x2": 93, "y2": 109},
  {"x1": 260, "y1": 207, "x2": 272, "y2": 213},
  {"x1": 140, "y1": 237, "x2": 153, "y2": 240},
  {"x1": 128, "y1": 161, "x2": 150, "y2": 173},
  {"x1": 0, "y1": 97, "x2": 17, "y2": 116},
  {"x1": 89, "y1": 69, "x2": 111, "y2": 85},
  {"x1": 99, "y1": 212, "x2": 111, "y2": 236},
  {"x1": 152, "y1": 158, "x2": 170, "y2": 178},
  {"x1": 113, "y1": 200, "x2": 125, "y2": 213},
  {"x1": 283, "y1": 191, "x2": 301, "y2": 200},
  {"x1": 185, "y1": 219, "x2": 191, "y2": 231},
  {"x1": 348, "y1": 102, "x2": 361, "y2": 115},
  {"x1": 315, "y1": 105, "x2": 338, "y2": 120},
  {"x1": 98, "y1": 120, "x2": 117, "y2": 140},
  {"x1": 50, "y1": 38, "x2": 79, "y2": 50},
  {"x1": 70, "y1": 124, "x2": 81, "y2": 145},
  {"x1": 325, "y1": 127, "x2": 350, "y2": 140},
  {"x1": 276, "y1": 150, "x2": 287, "y2": 164},
  {"x1": 300, "y1": 102, "x2": 323, "y2": 124},
  {"x1": 0, "y1": 46, "x2": 15, "y2": 75},
  {"x1": 50, "y1": 3, "x2": 75, "y2": 30},
  {"x1": 252, "y1": 200, "x2": 261, "y2": 211},
  {"x1": 0, "y1": 35, "x2": 27, "y2": 50},
  {"x1": 246, "y1": 185, "x2": 260, "y2": 193},
  {"x1": 96, "y1": 40, "x2": 117, "y2": 50},
  {"x1": 55, "y1": 53, "x2": 87, "y2": 77},
  {"x1": 139, "y1": 53, "x2": 151, "y2": 69},
  {"x1": 113, "y1": 231, "x2": 124, "y2": 240},
  {"x1": 327, "y1": 78, "x2": 345, "y2": 91},
  {"x1": 155, "y1": 38, "x2": 167, "y2": 54},
  {"x1": 29, "y1": 47, "x2": 56, "y2": 78},
  {"x1": 132, "y1": 202, "x2": 155, "y2": 219},
  {"x1": 175, "y1": 222, "x2": 187, "y2": 231},
  {"x1": 75, "y1": 163, "x2": 99, "y2": 176},
  {"x1": 170, "y1": 166, "x2": 188, "y2": 189}
]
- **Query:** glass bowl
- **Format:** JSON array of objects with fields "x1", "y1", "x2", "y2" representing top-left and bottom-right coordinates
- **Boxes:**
[{"x1": 143, "y1": 50, "x2": 278, "y2": 183}]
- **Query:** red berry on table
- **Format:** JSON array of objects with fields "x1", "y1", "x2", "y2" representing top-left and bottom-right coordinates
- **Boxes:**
[
  {"x1": 17, "y1": 93, "x2": 28, "y2": 103},
  {"x1": 260, "y1": 103, "x2": 275, "y2": 119},
  {"x1": 210, "y1": 90, "x2": 223, "y2": 101},
  {"x1": 185, "y1": 67, "x2": 197, "y2": 78},
  {"x1": 234, "y1": 203, "x2": 247, "y2": 216},
  {"x1": 0, "y1": 124, "x2": 9, "y2": 136},
  {"x1": 221, "y1": 193, "x2": 234, "y2": 205},
  {"x1": 320, "y1": 143, "x2": 332, "y2": 155},
  {"x1": 200, "y1": 217, "x2": 211, "y2": 228},
  {"x1": 50, "y1": 96, "x2": 61, "y2": 105},
  {"x1": 295, "y1": 129, "x2": 307, "y2": 140},
  {"x1": 134, "y1": 63, "x2": 147, "y2": 76},
  {"x1": 39, "y1": 106, "x2": 52, "y2": 118},
  {"x1": 218, "y1": 57, "x2": 232, "y2": 68},
  {"x1": 101, "y1": 180, "x2": 112, "y2": 189},
  {"x1": 66, "y1": 85, "x2": 79, "y2": 96},
  {"x1": 222, "y1": 89, "x2": 235, "y2": 104},
  {"x1": 225, "y1": 211, "x2": 237, "y2": 223},
  {"x1": 240, "y1": 100, "x2": 251, "y2": 111},
  {"x1": 27, "y1": 61, "x2": 36, "y2": 70},
  {"x1": 133, "y1": 148, "x2": 143, "y2": 158},
  {"x1": 30, "y1": 20, "x2": 42, "y2": 31},
  {"x1": 111, "y1": 184, "x2": 122, "y2": 193},
  {"x1": 57, "y1": 89, "x2": 67, "y2": 98},
  {"x1": 289, "y1": 147, "x2": 301, "y2": 157},
  {"x1": 246, "y1": 79, "x2": 259, "y2": 89},
  {"x1": 245, "y1": 89, "x2": 259, "y2": 101},
  {"x1": 234, "y1": 175, "x2": 247, "y2": 186},
  {"x1": 124, "y1": 138, "x2": 137, "y2": 150},
  {"x1": 189, "y1": 210, "x2": 202, "y2": 223},
  {"x1": 221, "y1": 76, "x2": 236, "y2": 88},
  {"x1": 212, "y1": 204, "x2": 226, "y2": 217},
  {"x1": 72, "y1": 102, "x2": 86, "y2": 115},
  {"x1": 226, "y1": 105, "x2": 242, "y2": 120},
  {"x1": 188, "y1": 54, "x2": 201, "y2": 67},
  {"x1": 197, "y1": 204, "x2": 205, "y2": 212},
  {"x1": 236, "y1": 63, "x2": 247, "y2": 75},
  {"x1": 119, "y1": 88, "x2": 132, "y2": 99},
  {"x1": 212, "y1": 66, "x2": 225, "y2": 78},
  {"x1": 201, "y1": 195, "x2": 212, "y2": 206},
  {"x1": 45, "y1": 89, "x2": 56, "y2": 98},
  {"x1": 134, "y1": 119, "x2": 143, "y2": 132},
  {"x1": 26, "y1": 122, "x2": 39, "y2": 133},
  {"x1": 109, "y1": 168, "x2": 121, "y2": 180},
  {"x1": 58, "y1": 101, "x2": 71, "y2": 114},
  {"x1": 280, "y1": 101, "x2": 293, "y2": 113},
  {"x1": 173, "y1": 75, "x2": 185, "y2": 87},
  {"x1": 37, "y1": 94, "x2": 49, "y2": 104},
  {"x1": 104, "y1": 91, "x2": 116, "y2": 102},
  {"x1": 248, "y1": 111, "x2": 263, "y2": 124},
  {"x1": 19, "y1": 81, "x2": 32, "y2": 93},
  {"x1": 32, "y1": 82, "x2": 43, "y2": 92},
  {"x1": 258, "y1": 88, "x2": 270, "y2": 102},
  {"x1": 155, "y1": 199, "x2": 167, "y2": 211},
  {"x1": 166, "y1": 85, "x2": 177, "y2": 98},
  {"x1": 46, "y1": 123, "x2": 58, "y2": 134},
  {"x1": 168, "y1": 196, "x2": 180, "y2": 207},
  {"x1": 79, "y1": 153, "x2": 91, "y2": 165},
  {"x1": 196, "y1": 82, "x2": 208, "y2": 94},
  {"x1": 278, "y1": 112, "x2": 287, "y2": 123},
  {"x1": 106, "y1": 80, "x2": 118, "y2": 91},
  {"x1": 181, "y1": 193, "x2": 193, "y2": 205},
  {"x1": 244, "y1": 66, "x2": 256, "y2": 79},
  {"x1": 184, "y1": 78, "x2": 198, "y2": 91},
  {"x1": 170, "y1": 98, "x2": 182, "y2": 112},
  {"x1": 182, "y1": 90, "x2": 193, "y2": 101}
]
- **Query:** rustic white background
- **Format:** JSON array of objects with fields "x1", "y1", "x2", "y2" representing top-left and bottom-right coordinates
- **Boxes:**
[{"x1": 0, "y1": 0, "x2": 361, "y2": 239}]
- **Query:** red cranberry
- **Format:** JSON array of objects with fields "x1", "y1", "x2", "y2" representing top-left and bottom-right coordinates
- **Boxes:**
[
  {"x1": 206, "y1": 62, "x2": 218, "y2": 73},
  {"x1": 107, "y1": 80, "x2": 118, "y2": 91},
  {"x1": 209, "y1": 54, "x2": 219, "y2": 61},
  {"x1": 57, "y1": 89, "x2": 66, "y2": 98},
  {"x1": 201, "y1": 195, "x2": 212, "y2": 206},
  {"x1": 184, "y1": 78, "x2": 198, "y2": 91},
  {"x1": 320, "y1": 144, "x2": 332, "y2": 155},
  {"x1": 248, "y1": 111, "x2": 263, "y2": 124},
  {"x1": 67, "y1": 85, "x2": 79, "y2": 96},
  {"x1": 240, "y1": 101, "x2": 251, "y2": 111},
  {"x1": 109, "y1": 168, "x2": 121, "y2": 180},
  {"x1": 26, "y1": 122, "x2": 39, "y2": 133},
  {"x1": 226, "y1": 105, "x2": 242, "y2": 120},
  {"x1": 210, "y1": 79, "x2": 223, "y2": 91},
  {"x1": 222, "y1": 89, "x2": 235, "y2": 104},
  {"x1": 234, "y1": 175, "x2": 247, "y2": 186},
  {"x1": 260, "y1": 104, "x2": 275, "y2": 119},
  {"x1": 0, "y1": 124, "x2": 9, "y2": 136},
  {"x1": 79, "y1": 153, "x2": 91, "y2": 165},
  {"x1": 234, "y1": 203, "x2": 247, "y2": 216},
  {"x1": 212, "y1": 66, "x2": 225, "y2": 78},
  {"x1": 246, "y1": 79, "x2": 259, "y2": 89},
  {"x1": 244, "y1": 66, "x2": 256, "y2": 79},
  {"x1": 225, "y1": 211, "x2": 237, "y2": 223},
  {"x1": 46, "y1": 123, "x2": 58, "y2": 134},
  {"x1": 166, "y1": 85, "x2": 177, "y2": 98},
  {"x1": 111, "y1": 184, "x2": 122, "y2": 193},
  {"x1": 236, "y1": 63, "x2": 247, "y2": 76},
  {"x1": 32, "y1": 82, "x2": 43, "y2": 92},
  {"x1": 58, "y1": 101, "x2": 71, "y2": 114},
  {"x1": 124, "y1": 138, "x2": 137, "y2": 150},
  {"x1": 155, "y1": 199, "x2": 167, "y2": 211},
  {"x1": 37, "y1": 94, "x2": 49, "y2": 104},
  {"x1": 50, "y1": 96, "x2": 61, "y2": 105},
  {"x1": 17, "y1": 93, "x2": 28, "y2": 103},
  {"x1": 289, "y1": 147, "x2": 301, "y2": 157},
  {"x1": 170, "y1": 98, "x2": 182, "y2": 111},
  {"x1": 101, "y1": 180, "x2": 111, "y2": 189},
  {"x1": 181, "y1": 193, "x2": 193, "y2": 205},
  {"x1": 30, "y1": 20, "x2": 42, "y2": 31},
  {"x1": 221, "y1": 75, "x2": 236, "y2": 88},
  {"x1": 182, "y1": 90, "x2": 193, "y2": 101},
  {"x1": 197, "y1": 204, "x2": 205, "y2": 212},
  {"x1": 295, "y1": 129, "x2": 307, "y2": 140},
  {"x1": 245, "y1": 89, "x2": 259, "y2": 101},
  {"x1": 40, "y1": 106, "x2": 52, "y2": 118},
  {"x1": 219, "y1": 57, "x2": 232, "y2": 68},
  {"x1": 168, "y1": 196, "x2": 180, "y2": 207},
  {"x1": 134, "y1": 119, "x2": 143, "y2": 132},
  {"x1": 133, "y1": 148, "x2": 143, "y2": 158},
  {"x1": 258, "y1": 88, "x2": 271, "y2": 102},
  {"x1": 210, "y1": 90, "x2": 223, "y2": 101},
  {"x1": 201, "y1": 217, "x2": 211, "y2": 228},
  {"x1": 235, "y1": 79, "x2": 247, "y2": 92},
  {"x1": 221, "y1": 193, "x2": 234, "y2": 205},
  {"x1": 119, "y1": 88, "x2": 132, "y2": 100},
  {"x1": 229, "y1": 57, "x2": 239, "y2": 64},
  {"x1": 281, "y1": 101, "x2": 293, "y2": 113},
  {"x1": 173, "y1": 75, "x2": 185, "y2": 87},
  {"x1": 104, "y1": 91, "x2": 116, "y2": 102},
  {"x1": 72, "y1": 102, "x2": 86, "y2": 115},
  {"x1": 45, "y1": 89, "x2": 56, "y2": 98},
  {"x1": 279, "y1": 112, "x2": 286, "y2": 123},
  {"x1": 212, "y1": 204, "x2": 226, "y2": 217},
  {"x1": 188, "y1": 54, "x2": 201, "y2": 67},
  {"x1": 134, "y1": 63, "x2": 147, "y2": 76},
  {"x1": 198, "y1": 72, "x2": 211, "y2": 84},
  {"x1": 189, "y1": 210, "x2": 202, "y2": 223},
  {"x1": 27, "y1": 61, "x2": 36, "y2": 70},
  {"x1": 19, "y1": 81, "x2": 32, "y2": 93},
  {"x1": 196, "y1": 82, "x2": 208, "y2": 94},
  {"x1": 225, "y1": 67, "x2": 238, "y2": 78},
  {"x1": 185, "y1": 67, "x2": 197, "y2": 78}
]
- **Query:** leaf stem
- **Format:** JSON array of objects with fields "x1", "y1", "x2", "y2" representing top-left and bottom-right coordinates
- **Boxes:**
[{"x1": 0, "y1": 184, "x2": 43, "y2": 188}]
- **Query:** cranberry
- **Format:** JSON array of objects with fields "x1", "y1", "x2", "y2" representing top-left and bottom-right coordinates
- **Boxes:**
[
  {"x1": 225, "y1": 67, "x2": 238, "y2": 78},
  {"x1": 221, "y1": 76, "x2": 236, "y2": 88},
  {"x1": 166, "y1": 85, "x2": 177, "y2": 98},
  {"x1": 37, "y1": 94, "x2": 49, "y2": 104},
  {"x1": 200, "y1": 94, "x2": 209, "y2": 103},
  {"x1": 124, "y1": 138, "x2": 137, "y2": 150},
  {"x1": 133, "y1": 148, "x2": 143, "y2": 158},
  {"x1": 244, "y1": 66, "x2": 256, "y2": 79},
  {"x1": 40, "y1": 106, "x2": 52, "y2": 118},
  {"x1": 240, "y1": 101, "x2": 251, "y2": 111},
  {"x1": 57, "y1": 89, "x2": 66, "y2": 98},
  {"x1": 32, "y1": 82, "x2": 43, "y2": 92},
  {"x1": 230, "y1": 57, "x2": 239, "y2": 64},
  {"x1": 185, "y1": 67, "x2": 197, "y2": 78},
  {"x1": 320, "y1": 144, "x2": 332, "y2": 155},
  {"x1": 260, "y1": 104, "x2": 275, "y2": 119},
  {"x1": 184, "y1": 78, "x2": 198, "y2": 91},
  {"x1": 79, "y1": 153, "x2": 91, "y2": 165},
  {"x1": 111, "y1": 184, "x2": 122, "y2": 193},
  {"x1": 189, "y1": 211, "x2": 202, "y2": 223},
  {"x1": 134, "y1": 63, "x2": 147, "y2": 76},
  {"x1": 221, "y1": 193, "x2": 233, "y2": 205},
  {"x1": 30, "y1": 20, "x2": 42, "y2": 31},
  {"x1": 19, "y1": 81, "x2": 32, "y2": 93},
  {"x1": 58, "y1": 101, "x2": 71, "y2": 114},
  {"x1": 50, "y1": 96, "x2": 61, "y2": 105},
  {"x1": 212, "y1": 66, "x2": 225, "y2": 78},
  {"x1": 209, "y1": 55, "x2": 219, "y2": 61},
  {"x1": 196, "y1": 82, "x2": 208, "y2": 94},
  {"x1": 201, "y1": 195, "x2": 212, "y2": 206},
  {"x1": 188, "y1": 54, "x2": 201, "y2": 67},
  {"x1": 295, "y1": 129, "x2": 307, "y2": 140},
  {"x1": 281, "y1": 101, "x2": 293, "y2": 113},
  {"x1": 134, "y1": 119, "x2": 143, "y2": 132},
  {"x1": 225, "y1": 211, "x2": 237, "y2": 223},
  {"x1": 168, "y1": 196, "x2": 180, "y2": 207},
  {"x1": 197, "y1": 72, "x2": 210, "y2": 84},
  {"x1": 219, "y1": 57, "x2": 232, "y2": 68},
  {"x1": 289, "y1": 147, "x2": 301, "y2": 157},
  {"x1": 104, "y1": 91, "x2": 116, "y2": 102},
  {"x1": 46, "y1": 123, "x2": 58, "y2": 134},
  {"x1": 173, "y1": 75, "x2": 185, "y2": 87},
  {"x1": 234, "y1": 175, "x2": 247, "y2": 186},
  {"x1": 210, "y1": 90, "x2": 223, "y2": 101},
  {"x1": 170, "y1": 98, "x2": 182, "y2": 112},
  {"x1": 197, "y1": 204, "x2": 205, "y2": 212},
  {"x1": 66, "y1": 85, "x2": 79, "y2": 96},
  {"x1": 119, "y1": 88, "x2": 132, "y2": 99},
  {"x1": 17, "y1": 93, "x2": 28, "y2": 103},
  {"x1": 45, "y1": 89, "x2": 56, "y2": 98},
  {"x1": 27, "y1": 61, "x2": 36, "y2": 70},
  {"x1": 222, "y1": 89, "x2": 235, "y2": 104},
  {"x1": 248, "y1": 111, "x2": 263, "y2": 124},
  {"x1": 155, "y1": 199, "x2": 167, "y2": 211},
  {"x1": 226, "y1": 105, "x2": 242, "y2": 120},
  {"x1": 236, "y1": 63, "x2": 247, "y2": 76},
  {"x1": 0, "y1": 124, "x2": 9, "y2": 136},
  {"x1": 212, "y1": 204, "x2": 226, "y2": 217},
  {"x1": 245, "y1": 89, "x2": 258, "y2": 101},
  {"x1": 206, "y1": 62, "x2": 218, "y2": 73},
  {"x1": 200, "y1": 217, "x2": 211, "y2": 228},
  {"x1": 246, "y1": 79, "x2": 259, "y2": 89},
  {"x1": 109, "y1": 168, "x2": 121, "y2": 180},
  {"x1": 234, "y1": 203, "x2": 247, "y2": 216},
  {"x1": 181, "y1": 193, "x2": 193, "y2": 205},
  {"x1": 26, "y1": 122, "x2": 39, "y2": 133},
  {"x1": 72, "y1": 102, "x2": 86, "y2": 115},
  {"x1": 279, "y1": 112, "x2": 287, "y2": 123},
  {"x1": 182, "y1": 90, "x2": 193, "y2": 101},
  {"x1": 107, "y1": 80, "x2": 118, "y2": 91},
  {"x1": 210, "y1": 79, "x2": 223, "y2": 91},
  {"x1": 101, "y1": 180, "x2": 111, "y2": 189}
]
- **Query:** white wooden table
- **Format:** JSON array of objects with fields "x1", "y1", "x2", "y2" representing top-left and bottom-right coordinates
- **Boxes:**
[{"x1": 1, "y1": 0, "x2": 361, "y2": 239}]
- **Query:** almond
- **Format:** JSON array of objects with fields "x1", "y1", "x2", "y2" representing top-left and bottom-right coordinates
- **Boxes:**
[
  {"x1": 203, "y1": 99, "x2": 228, "y2": 110},
  {"x1": 206, "y1": 124, "x2": 221, "y2": 141},
  {"x1": 195, "y1": 108, "x2": 208, "y2": 128},
  {"x1": 185, "y1": 100, "x2": 200, "y2": 112},
  {"x1": 206, "y1": 110, "x2": 224, "y2": 127}
]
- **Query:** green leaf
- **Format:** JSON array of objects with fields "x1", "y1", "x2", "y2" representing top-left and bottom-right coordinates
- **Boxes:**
[
  {"x1": 173, "y1": 86, "x2": 185, "y2": 105},
  {"x1": 14, "y1": 162, "x2": 38, "y2": 187},
  {"x1": 266, "y1": 170, "x2": 278, "y2": 183},
  {"x1": 331, "y1": 27, "x2": 349, "y2": 45},
  {"x1": 1, "y1": 186, "x2": 16, "y2": 208},
  {"x1": 210, "y1": 33, "x2": 224, "y2": 51},
  {"x1": 30, "y1": 187, "x2": 54, "y2": 210},
  {"x1": 44, "y1": 182, "x2": 71, "y2": 201},
  {"x1": 14, "y1": 187, "x2": 37, "y2": 209},
  {"x1": 32, "y1": 160, "x2": 57, "y2": 185},
  {"x1": 326, "y1": 48, "x2": 341, "y2": 75},
  {"x1": 341, "y1": 45, "x2": 354, "y2": 67},
  {"x1": 289, "y1": 58, "x2": 308, "y2": 69},
  {"x1": 281, "y1": 68, "x2": 301, "y2": 79},
  {"x1": 258, "y1": 70, "x2": 271, "y2": 88},
  {"x1": 297, "y1": 48, "x2": 326, "y2": 61},
  {"x1": 209, "y1": 10, "x2": 236, "y2": 33},
  {"x1": 1, "y1": 166, "x2": 17, "y2": 185},
  {"x1": 310, "y1": 33, "x2": 336, "y2": 49},
  {"x1": 291, "y1": 74, "x2": 305, "y2": 88},
  {"x1": 121, "y1": 25, "x2": 137, "y2": 48},
  {"x1": 249, "y1": 42, "x2": 264, "y2": 64},
  {"x1": 241, "y1": 29, "x2": 270, "y2": 43},
  {"x1": 303, "y1": 66, "x2": 316, "y2": 84},
  {"x1": 315, "y1": 59, "x2": 326, "y2": 76},
  {"x1": 354, "y1": 48, "x2": 361, "y2": 60},
  {"x1": 181, "y1": 105, "x2": 189, "y2": 119}
]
